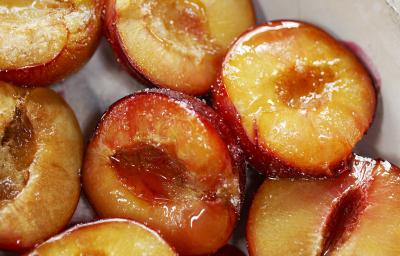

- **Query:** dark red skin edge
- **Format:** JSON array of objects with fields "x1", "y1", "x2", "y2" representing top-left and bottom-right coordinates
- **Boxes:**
[
  {"x1": 212, "y1": 20, "x2": 377, "y2": 178},
  {"x1": 85, "y1": 88, "x2": 246, "y2": 214},
  {"x1": 102, "y1": 0, "x2": 153, "y2": 87},
  {"x1": 0, "y1": 0, "x2": 103, "y2": 88},
  {"x1": 0, "y1": 186, "x2": 81, "y2": 253},
  {"x1": 103, "y1": 0, "x2": 257, "y2": 96},
  {"x1": 245, "y1": 156, "x2": 400, "y2": 256},
  {"x1": 24, "y1": 218, "x2": 179, "y2": 256}
]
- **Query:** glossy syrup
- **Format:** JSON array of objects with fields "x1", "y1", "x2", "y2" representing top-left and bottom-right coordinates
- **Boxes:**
[{"x1": 110, "y1": 143, "x2": 188, "y2": 202}]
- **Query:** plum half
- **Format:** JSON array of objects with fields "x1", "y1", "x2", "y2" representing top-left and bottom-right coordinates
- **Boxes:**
[
  {"x1": 247, "y1": 155, "x2": 400, "y2": 256},
  {"x1": 82, "y1": 89, "x2": 244, "y2": 255},
  {"x1": 213, "y1": 21, "x2": 376, "y2": 177},
  {"x1": 104, "y1": 0, "x2": 256, "y2": 95},
  {"x1": 0, "y1": 0, "x2": 102, "y2": 87},
  {"x1": 26, "y1": 219, "x2": 177, "y2": 256},
  {"x1": 0, "y1": 82, "x2": 83, "y2": 251}
]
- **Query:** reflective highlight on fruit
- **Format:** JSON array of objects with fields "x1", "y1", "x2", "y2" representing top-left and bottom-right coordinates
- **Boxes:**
[
  {"x1": 83, "y1": 89, "x2": 244, "y2": 255},
  {"x1": 213, "y1": 21, "x2": 376, "y2": 176},
  {"x1": 104, "y1": 0, "x2": 255, "y2": 95},
  {"x1": 0, "y1": 82, "x2": 83, "y2": 251},
  {"x1": 26, "y1": 219, "x2": 177, "y2": 256},
  {"x1": 247, "y1": 155, "x2": 400, "y2": 256}
]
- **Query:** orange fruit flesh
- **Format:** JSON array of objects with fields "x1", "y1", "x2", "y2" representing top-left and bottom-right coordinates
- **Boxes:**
[
  {"x1": 26, "y1": 220, "x2": 176, "y2": 256},
  {"x1": 114, "y1": 0, "x2": 255, "y2": 95},
  {"x1": 248, "y1": 156, "x2": 400, "y2": 256},
  {"x1": 83, "y1": 92, "x2": 240, "y2": 255},
  {"x1": 0, "y1": 0, "x2": 96, "y2": 70},
  {"x1": 222, "y1": 21, "x2": 376, "y2": 174},
  {"x1": 0, "y1": 82, "x2": 82, "y2": 250}
]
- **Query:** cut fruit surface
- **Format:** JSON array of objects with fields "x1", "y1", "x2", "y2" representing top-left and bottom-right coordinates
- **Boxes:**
[
  {"x1": 26, "y1": 219, "x2": 177, "y2": 256},
  {"x1": 247, "y1": 155, "x2": 400, "y2": 256},
  {"x1": 0, "y1": 0, "x2": 102, "y2": 87},
  {"x1": 0, "y1": 82, "x2": 83, "y2": 251},
  {"x1": 104, "y1": 0, "x2": 255, "y2": 95},
  {"x1": 83, "y1": 89, "x2": 244, "y2": 255},
  {"x1": 213, "y1": 21, "x2": 376, "y2": 176}
]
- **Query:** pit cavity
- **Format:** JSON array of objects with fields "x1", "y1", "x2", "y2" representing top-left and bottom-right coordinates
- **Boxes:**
[
  {"x1": 142, "y1": 0, "x2": 220, "y2": 62},
  {"x1": 111, "y1": 143, "x2": 191, "y2": 202},
  {"x1": 0, "y1": 106, "x2": 36, "y2": 204},
  {"x1": 321, "y1": 187, "x2": 366, "y2": 255},
  {"x1": 275, "y1": 65, "x2": 335, "y2": 109},
  {"x1": 110, "y1": 142, "x2": 237, "y2": 204}
]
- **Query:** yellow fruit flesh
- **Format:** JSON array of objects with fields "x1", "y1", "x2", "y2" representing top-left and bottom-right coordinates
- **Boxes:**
[
  {"x1": 0, "y1": 82, "x2": 82, "y2": 248},
  {"x1": 0, "y1": 0, "x2": 95, "y2": 69},
  {"x1": 223, "y1": 22, "x2": 375, "y2": 173},
  {"x1": 332, "y1": 162, "x2": 400, "y2": 256},
  {"x1": 115, "y1": 0, "x2": 255, "y2": 94},
  {"x1": 249, "y1": 157, "x2": 400, "y2": 256},
  {"x1": 248, "y1": 177, "x2": 354, "y2": 256},
  {"x1": 27, "y1": 220, "x2": 176, "y2": 256}
]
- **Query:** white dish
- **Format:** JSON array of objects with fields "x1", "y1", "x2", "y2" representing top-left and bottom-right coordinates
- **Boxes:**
[{"x1": 1, "y1": 0, "x2": 399, "y2": 255}]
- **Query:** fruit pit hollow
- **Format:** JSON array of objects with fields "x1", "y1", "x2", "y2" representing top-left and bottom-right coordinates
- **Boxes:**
[
  {"x1": 110, "y1": 142, "x2": 238, "y2": 205},
  {"x1": 0, "y1": 105, "x2": 36, "y2": 205},
  {"x1": 141, "y1": 0, "x2": 220, "y2": 61},
  {"x1": 275, "y1": 65, "x2": 335, "y2": 110}
]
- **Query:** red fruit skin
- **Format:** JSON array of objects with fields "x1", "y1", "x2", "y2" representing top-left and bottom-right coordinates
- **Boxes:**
[
  {"x1": 102, "y1": 0, "x2": 153, "y2": 87},
  {"x1": 0, "y1": 0, "x2": 102, "y2": 87},
  {"x1": 91, "y1": 88, "x2": 246, "y2": 209},
  {"x1": 84, "y1": 89, "x2": 246, "y2": 255},
  {"x1": 212, "y1": 20, "x2": 377, "y2": 178}
]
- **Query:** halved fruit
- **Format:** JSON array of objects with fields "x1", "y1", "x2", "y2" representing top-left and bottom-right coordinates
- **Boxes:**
[
  {"x1": 83, "y1": 89, "x2": 244, "y2": 255},
  {"x1": 247, "y1": 155, "x2": 400, "y2": 256},
  {"x1": 0, "y1": 0, "x2": 102, "y2": 87},
  {"x1": 213, "y1": 21, "x2": 376, "y2": 176},
  {"x1": 0, "y1": 82, "x2": 83, "y2": 251},
  {"x1": 26, "y1": 219, "x2": 177, "y2": 255},
  {"x1": 104, "y1": 0, "x2": 256, "y2": 95}
]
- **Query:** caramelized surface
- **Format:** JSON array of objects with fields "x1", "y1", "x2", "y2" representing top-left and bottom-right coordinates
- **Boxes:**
[
  {"x1": 27, "y1": 220, "x2": 176, "y2": 256},
  {"x1": 113, "y1": 0, "x2": 255, "y2": 95},
  {"x1": 83, "y1": 91, "x2": 241, "y2": 255},
  {"x1": 248, "y1": 156, "x2": 400, "y2": 256},
  {"x1": 0, "y1": 0, "x2": 95, "y2": 69},
  {"x1": 111, "y1": 143, "x2": 188, "y2": 201},
  {"x1": 0, "y1": 106, "x2": 36, "y2": 204},
  {"x1": 221, "y1": 21, "x2": 376, "y2": 174}
]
